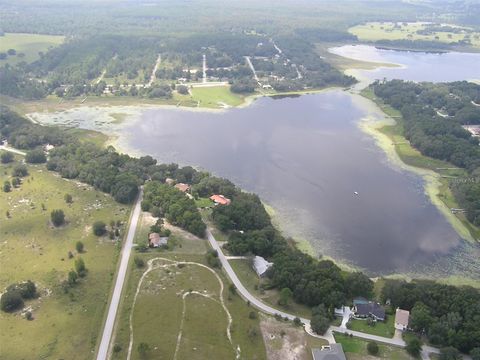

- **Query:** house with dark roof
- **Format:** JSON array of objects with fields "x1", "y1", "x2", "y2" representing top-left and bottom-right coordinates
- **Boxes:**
[
  {"x1": 353, "y1": 302, "x2": 385, "y2": 321},
  {"x1": 311, "y1": 344, "x2": 347, "y2": 360}
]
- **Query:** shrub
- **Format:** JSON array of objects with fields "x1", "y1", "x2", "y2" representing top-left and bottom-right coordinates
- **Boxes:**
[
  {"x1": 8, "y1": 280, "x2": 37, "y2": 299},
  {"x1": 367, "y1": 341, "x2": 379, "y2": 355},
  {"x1": 134, "y1": 256, "x2": 145, "y2": 268},
  {"x1": 64, "y1": 193, "x2": 73, "y2": 203},
  {"x1": 249, "y1": 311, "x2": 257, "y2": 319},
  {"x1": 440, "y1": 347, "x2": 462, "y2": 360},
  {"x1": 93, "y1": 221, "x2": 107, "y2": 236},
  {"x1": 75, "y1": 257, "x2": 87, "y2": 277},
  {"x1": 406, "y1": 336, "x2": 422, "y2": 357},
  {"x1": 0, "y1": 152, "x2": 13, "y2": 163},
  {"x1": 25, "y1": 149, "x2": 46, "y2": 164},
  {"x1": 51, "y1": 209, "x2": 65, "y2": 226},
  {"x1": 68, "y1": 271, "x2": 78, "y2": 285},
  {"x1": 25, "y1": 311, "x2": 33, "y2": 320},
  {"x1": 3, "y1": 181, "x2": 11, "y2": 192},
  {"x1": 12, "y1": 164, "x2": 28, "y2": 177},
  {"x1": 76, "y1": 241, "x2": 84, "y2": 253},
  {"x1": 293, "y1": 317, "x2": 302, "y2": 326},
  {"x1": 1, "y1": 291, "x2": 24, "y2": 312}
]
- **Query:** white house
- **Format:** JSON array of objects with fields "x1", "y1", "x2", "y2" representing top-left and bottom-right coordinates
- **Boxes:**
[{"x1": 252, "y1": 256, "x2": 273, "y2": 277}]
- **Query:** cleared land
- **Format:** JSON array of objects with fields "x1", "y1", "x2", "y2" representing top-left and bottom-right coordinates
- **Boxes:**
[
  {"x1": 187, "y1": 85, "x2": 245, "y2": 108},
  {"x1": 0, "y1": 33, "x2": 64, "y2": 65},
  {"x1": 349, "y1": 22, "x2": 480, "y2": 49},
  {"x1": 111, "y1": 212, "x2": 266, "y2": 360},
  {"x1": 347, "y1": 317, "x2": 395, "y2": 338},
  {"x1": 0, "y1": 159, "x2": 129, "y2": 359}
]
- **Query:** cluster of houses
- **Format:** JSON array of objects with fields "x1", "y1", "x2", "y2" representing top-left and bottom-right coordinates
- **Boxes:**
[{"x1": 351, "y1": 297, "x2": 410, "y2": 331}]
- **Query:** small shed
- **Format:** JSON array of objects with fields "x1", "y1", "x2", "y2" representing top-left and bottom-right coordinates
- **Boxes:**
[
  {"x1": 394, "y1": 308, "x2": 410, "y2": 331},
  {"x1": 210, "y1": 194, "x2": 231, "y2": 206},
  {"x1": 252, "y1": 256, "x2": 273, "y2": 277},
  {"x1": 175, "y1": 183, "x2": 190, "y2": 192}
]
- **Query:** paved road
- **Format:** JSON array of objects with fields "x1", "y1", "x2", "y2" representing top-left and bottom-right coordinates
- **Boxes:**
[
  {"x1": 96, "y1": 188, "x2": 143, "y2": 360},
  {"x1": 206, "y1": 228, "x2": 454, "y2": 357}
]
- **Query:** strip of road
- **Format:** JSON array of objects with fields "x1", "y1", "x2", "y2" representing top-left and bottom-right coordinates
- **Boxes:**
[{"x1": 96, "y1": 188, "x2": 143, "y2": 360}]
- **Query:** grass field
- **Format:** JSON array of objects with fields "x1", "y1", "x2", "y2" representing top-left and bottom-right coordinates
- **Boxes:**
[
  {"x1": 347, "y1": 316, "x2": 395, "y2": 338},
  {"x1": 111, "y1": 212, "x2": 266, "y2": 360},
  {"x1": 187, "y1": 86, "x2": 245, "y2": 108},
  {"x1": 334, "y1": 333, "x2": 415, "y2": 360},
  {"x1": 229, "y1": 259, "x2": 313, "y2": 319},
  {"x1": 0, "y1": 159, "x2": 129, "y2": 359},
  {"x1": 0, "y1": 33, "x2": 64, "y2": 65},
  {"x1": 349, "y1": 22, "x2": 480, "y2": 49}
]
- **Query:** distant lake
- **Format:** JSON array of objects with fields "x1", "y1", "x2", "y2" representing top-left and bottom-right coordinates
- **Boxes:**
[
  {"x1": 119, "y1": 91, "x2": 480, "y2": 278},
  {"x1": 329, "y1": 44, "x2": 480, "y2": 83}
]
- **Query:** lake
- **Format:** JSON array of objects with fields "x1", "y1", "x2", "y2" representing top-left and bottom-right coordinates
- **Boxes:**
[
  {"x1": 118, "y1": 90, "x2": 479, "y2": 278},
  {"x1": 31, "y1": 45, "x2": 480, "y2": 279}
]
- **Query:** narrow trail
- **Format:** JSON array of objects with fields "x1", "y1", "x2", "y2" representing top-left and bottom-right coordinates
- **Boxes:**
[
  {"x1": 146, "y1": 54, "x2": 161, "y2": 88},
  {"x1": 126, "y1": 257, "x2": 238, "y2": 360}
]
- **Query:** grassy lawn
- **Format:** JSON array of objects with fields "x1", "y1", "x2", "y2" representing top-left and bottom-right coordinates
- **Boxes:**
[
  {"x1": 229, "y1": 259, "x2": 313, "y2": 319},
  {"x1": 188, "y1": 85, "x2": 245, "y2": 108},
  {"x1": 0, "y1": 33, "x2": 64, "y2": 65},
  {"x1": 195, "y1": 196, "x2": 213, "y2": 208},
  {"x1": 349, "y1": 22, "x2": 480, "y2": 49},
  {"x1": 111, "y1": 210, "x2": 266, "y2": 359},
  {"x1": 347, "y1": 316, "x2": 395, "y2": 338},
  {"x1": 334, "y1": 333, "x2": 415, "y2": 360},
  {"x1": 0, "y1": 160, "x2": 130, "y2": 359}
]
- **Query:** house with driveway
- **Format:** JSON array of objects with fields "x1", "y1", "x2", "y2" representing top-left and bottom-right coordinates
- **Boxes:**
[
  {"x1": 394, "y1": 308, "x2": 410, "y2": 331},
  {"x1": 353, "y1": 297, "x2": 385, "y2": 321},
  {"x1": 312, "y1": 344, "x2": 347, "y2": 360}
]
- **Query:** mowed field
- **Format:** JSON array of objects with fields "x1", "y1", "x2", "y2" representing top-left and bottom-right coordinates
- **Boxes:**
[
  {"x1": 186, "y1": 85, "x2": 246, "y2": 108},
  {"x1": 0, "y1": 33, "x2": 65, "y2": 65},
  {"x1": 349, "y1": 22, "x2": 480, "y2": 49},
  {"x1": 0, "y1": 156, "x2": 129, "y2": 359},
  {"x1": 111, "y1": 212, "x2": 266, "y2": 360}
]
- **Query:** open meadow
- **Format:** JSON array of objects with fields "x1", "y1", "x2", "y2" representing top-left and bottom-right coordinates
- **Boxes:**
[
  {"x1": 0, "y1": 33, "x2": 65, "y2": 66},
  {"x1": 0, "y1": 156, "x2": 129, "y2": 359},
  {"x1": 111, "y1": 212, "x2": 266, "y2": 360},
  {"x1": 349, "y1": 22, "x2": 480, "y2": 49}
]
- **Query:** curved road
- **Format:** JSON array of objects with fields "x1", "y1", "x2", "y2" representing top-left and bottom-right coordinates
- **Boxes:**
[{"x1": 96, "y1": 188, "x2": 143, "y2": 360}]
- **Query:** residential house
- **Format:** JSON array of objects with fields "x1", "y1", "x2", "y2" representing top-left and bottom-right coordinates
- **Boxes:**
[
  {"x1": 353, "y1": 301, "x2": 385, "y2": 321},
  {"x1": 252, "y1": 256, "x2": 273, "y2": 277},
  {"x1": 210, "y1": 194, "x2": 231, "y2": 206},
  {"x1": 394, "y1": 308, "x2": 410, "y2": 331},
  {"x1": 165, "y1": 178, "x2": 175, "y2": 185},
  {"x1": 311, "y1": 344, "x2": 347, "y2": 360},
  {"x1": 175, "y1": 183, "x2": 190, "y2": 193},
  {"x1": 148, "y1": 233, "x2": 168, "y2": 248}
]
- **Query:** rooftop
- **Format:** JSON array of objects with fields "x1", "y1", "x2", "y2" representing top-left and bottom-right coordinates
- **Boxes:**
[
  {"x1": 395, "y1": 308, "x2": 410, "y2": 327},
  {"x1": 175, "y1": 183, "x2": 190, "y2": 192},
  {"x1": 252, "y1": 255, "x2": 273, "y2": 277},
  {"x1": 210, "y1": 194, "x2": 231, "y2": 205}
]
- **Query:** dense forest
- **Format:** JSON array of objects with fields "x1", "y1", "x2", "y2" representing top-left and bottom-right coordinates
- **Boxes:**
[
  {"x1": 372, "y1": 80, "x2": 480, "y2": 226},
  {"x1": 382, "y1": 279, "x2": 480, "y2": 353}
]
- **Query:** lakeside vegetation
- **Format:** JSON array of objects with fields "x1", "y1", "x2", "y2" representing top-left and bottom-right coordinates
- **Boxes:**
[{"x1": 370, "y1": 80, "x2": 480, "y2": 235}]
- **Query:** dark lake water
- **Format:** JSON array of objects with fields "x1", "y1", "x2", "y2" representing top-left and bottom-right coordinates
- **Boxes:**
[{"x1": 121, "y1": 90, "x2": 480, "y2": 277}]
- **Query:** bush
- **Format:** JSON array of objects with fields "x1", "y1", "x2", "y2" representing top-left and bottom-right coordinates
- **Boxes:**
[
  {"x1": 3, "y1": 181, "x2": 11, "y2": 192},
  {"x1": 76, "y1": 241, "x2": 84, "y2": 253},
  {"x1": 25, "y1": 149, "x2": 46, "y2": 164},
  {"x1": 177, "y1": 85, "x2": 189, "y2": 95},
  {"x1": 206, "y1": 249, "x2": 221, "y2": 268},
  {"x1": 68, "y1": 271, "x2": 78, "y2": 285},
  {"x1": 64, "y1": 193, "x2": 73, "y2": 203},
  {"x1": 367, "y1": 341, "x2": 379, "y2": 355},
  {"x1": 406, "y1": 336, "x2": 422, "y2": 357},
  {"x1": 134, "y1": 256, "x2": 145, "y2": 268},
  {"x1": 50, "y1": 209, "x2": 65, "y2": 226},
  {"x1": 293, "y1": 317, "x2": 302, "y2": 326},
  {"x1": 470, "y1": 348, "x2": 480, "y2": 360},
  {"x1": 1, "y1": 291, "x2": 24, "y2": 312},
  {"x1": 93, "y1": 221, "x2": 107, "y2": 236},
  {"x1": 0, "y1": 152, "x2": 13, "y2": 163},
  {"x1": 75, "y1": 257, "x2": 87, "y2": 277},
  {"x1": 249, "y1": 311, "x2": 257, "y2": 319},
  {"x1": 12, "y1": 164, "x2": 28, "y2": 177},
  {"x1": 8, "y1": 280, "x2": 37, "y2": 299},
  {"x1": 440, "y1": 347, "x2": 462, "y2": 360}
]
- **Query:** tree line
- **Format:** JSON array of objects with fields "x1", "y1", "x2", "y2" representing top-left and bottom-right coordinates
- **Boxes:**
[{"x1": 372, "y1": 80, "x2": 480, "y2": 225}]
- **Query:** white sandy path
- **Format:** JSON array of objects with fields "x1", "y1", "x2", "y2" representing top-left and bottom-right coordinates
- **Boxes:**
[{"x1": 126, "y1": 257, "x2": 239, "y2": 360}]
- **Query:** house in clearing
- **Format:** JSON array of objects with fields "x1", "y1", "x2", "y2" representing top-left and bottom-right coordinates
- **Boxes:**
[
  {"x1": 394, "y1": 308, "x2": 410, "y2": 331},
  {"x1": 175, "y1": 183, "x2": 190, "y2": 192},
  {"x1": 148, "y1": 232, "x2": 168, "y2": 248},
  {"x1": 252, "y1": 256, "x2": 273, "y2": 277},
  {"x1": 353, "y1": 301, "x2": 385, "y2": 321},
  {"x1": 165, "y1": 178, "x2": 175, "y2": 185},
  {"x1": 311, "y1": 344, "x2": 347, "y2": 360},
  {"x1": 210, "y1": 194, "x2": 231, "y2": 206}
]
